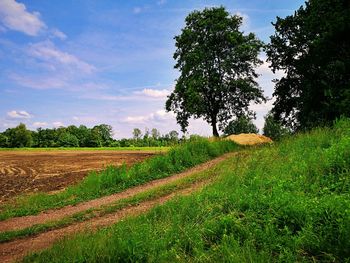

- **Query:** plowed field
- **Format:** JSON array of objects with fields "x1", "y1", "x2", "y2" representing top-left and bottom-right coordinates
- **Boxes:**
[{"x1": 0, "y1": 150, "x2": 157, "y2": 202}]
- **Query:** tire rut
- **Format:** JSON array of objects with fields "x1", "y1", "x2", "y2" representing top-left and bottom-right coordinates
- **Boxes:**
[
  {"x1": 0, "y1": 152, "x2": 235, "y2": 233},
  {"x1": 0, "y1": 179, "x2": 209, "y2": 263}
]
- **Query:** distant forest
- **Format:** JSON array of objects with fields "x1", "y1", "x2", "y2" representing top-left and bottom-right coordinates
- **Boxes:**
[{"x1": 0, "y1": 123, "x2": 181, "y2": 148}]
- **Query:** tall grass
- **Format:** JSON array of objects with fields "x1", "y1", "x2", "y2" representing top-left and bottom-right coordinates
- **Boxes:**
[
  {"x1": 24, "y1": 119, "x2": 350, "y2": 262},
  {"x1": 0, "y1": 138, "x2": 238, "y2": 220}
]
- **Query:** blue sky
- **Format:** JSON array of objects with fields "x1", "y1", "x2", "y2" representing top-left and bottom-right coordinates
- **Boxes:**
[{"x1": 0, "y1": 0, "x2": 304, "y2": 138}]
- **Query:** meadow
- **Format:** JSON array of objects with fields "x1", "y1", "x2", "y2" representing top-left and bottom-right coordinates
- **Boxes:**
[{"x1": 22, "y1": 119, "x2": 350, "y2": 262}]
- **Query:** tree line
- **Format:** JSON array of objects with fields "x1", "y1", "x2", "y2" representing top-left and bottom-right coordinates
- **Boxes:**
[
  {"x1": 0, "y1": 114, "x2": 289, "y2": 148},
  {"x1": 167, "y1": 0, "x2": 349, "y2": 136},
  {"x1": 0, "y1": 124, "x2": 181, "y2": 148}
]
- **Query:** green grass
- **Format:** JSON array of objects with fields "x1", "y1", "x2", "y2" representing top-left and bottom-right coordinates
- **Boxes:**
[
  {"x1": 0, "y1": 155, "x2": 229, "y2": 243},
  {"x1": 0, "y1": 146, "x2": 169, "y2": 151},
  {"x1": 23, "y1": 119, "x2": 350, "y2": 262},
  {"x1": 0, "y1": 139, "x2": 239, "y2": 220}
]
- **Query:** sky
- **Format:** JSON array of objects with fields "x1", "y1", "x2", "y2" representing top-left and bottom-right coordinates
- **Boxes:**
[{"x1": 0, "y1": 0, "x2": 305, "y2": 138}]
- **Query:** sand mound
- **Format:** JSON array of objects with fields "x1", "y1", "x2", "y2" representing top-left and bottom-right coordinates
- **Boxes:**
[{"x1": 226, "y1": 133, "x2": 272, "y2": 146}]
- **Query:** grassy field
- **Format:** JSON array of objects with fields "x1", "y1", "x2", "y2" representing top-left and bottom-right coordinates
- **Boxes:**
[
  {"x1": 23, "y1": 119, "x2": 350, "y2": 262},
  {"x1": 0, "y1": 139, "x2": 239, "y2": 220}
]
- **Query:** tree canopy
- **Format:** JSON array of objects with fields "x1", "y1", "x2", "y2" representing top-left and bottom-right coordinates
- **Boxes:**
[
  {"x1": 263, "y1": 112, "x2": 291, "y2": 141},
  {"x1": 166, "y1": 6, "x2": 266, "y2": 136},
  {"x1": 223, "y1": 115, "x2": 259, "y2": 135},
  {"x1": 266, "y1": 0, "x2": 350, "y2": 130}
]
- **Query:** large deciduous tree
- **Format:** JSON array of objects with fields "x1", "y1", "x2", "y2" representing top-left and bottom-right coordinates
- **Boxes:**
[
  {"x1": 166, "y1": 7, "x2": 265, "y2": 137},
  {"x1": 266, "y1": 0, "x2": 350, "y2": 130}
]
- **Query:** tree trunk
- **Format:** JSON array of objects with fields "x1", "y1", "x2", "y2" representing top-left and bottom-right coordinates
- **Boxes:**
[{"x1": 211, "y1": 118, "x2": 219, "y2": 137}]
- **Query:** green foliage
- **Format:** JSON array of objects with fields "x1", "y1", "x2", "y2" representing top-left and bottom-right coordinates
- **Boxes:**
[
  {"x1": 263, "y1": 112, "x2": 291, "y2": 140},
  {"x1": 132, "y1": 128, "x2": 142, "y2": 140},
  {"x1": 58, "y1": 133, "x2": 79, "y2": 147},
  {"x1": 84, "y1": 128, "x2": 102, "y2": 147},
  {"x1": 34, "y1": 128, "x2": 59, "y2": 147},
  {"x1": 2, "y1": 123, "x2": 32, "y2": 148},
  {"x1": 266, "y1": 0, "x2": 350, "y2": 130},
  {"x1": 0, "y1": 139, "x2": 238, "y2": 219},
  {"x1": 168, "y1": 130, "x2": 179, "y2": 141},
  {"x1": 92, "y1": 124, "x2": 113, "y2": 146},
  {"x1": 23, "y1": 119, "x2": 350, "y2": 263},
  {"x1": 151, "y1": 128, "x2": 160, "y2": 139},
  {"x1": 224, "y1": 115, "x2": 259, "y2": 135},
  {"x1": 0, "y1": 134, "x2": 8, "y2": 147},
  {"x1": 166, "y1": 6, "x2": 266, "y2": 136}
]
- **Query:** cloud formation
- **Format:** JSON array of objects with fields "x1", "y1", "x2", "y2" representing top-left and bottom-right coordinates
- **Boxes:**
[
  {"x1": 28, "y1": 41, "x2": 96, "y2": 74},
  {"x1": 122, "y1": 109, "x2": 174, "y2": 124},
  {"x1": 53, "y1": 121, "x2": 64, "y2": 127},
  {"x1": 157, "y1": 0, "x2": 167, "y2": 5},
  {"x1": 50, "y1": 28, "x2": 67, "y2": 40},
  {"x1": 7, "y1": 110, "x2": 32, "y2": 119},
  {"x1": 0, "y1": 0, "x2": 46, "y2": 36},
  {"x1": 133, "y1": 7, "x2": 142, "y2": 14},
  {"x1": 235, "y1": 12, "x2": 250, "y2": 31},
  {"x1": 32, "y1": 121, "x2": 47, "y2": 127},
  {"x1": 134, "y1": 88, "x2": 170, "y2": 98},
  {"x1": 10, "y1": 73, "x2": 67, "y2": 90}
]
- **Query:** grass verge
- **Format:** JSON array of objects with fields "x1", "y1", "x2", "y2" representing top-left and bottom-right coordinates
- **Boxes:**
[
  {"x1": 0, "y1": 139, "x2": 238, "y2": 220},
  {"x1": 23, "y1": 119, "x2": 350, "y2": 262}
]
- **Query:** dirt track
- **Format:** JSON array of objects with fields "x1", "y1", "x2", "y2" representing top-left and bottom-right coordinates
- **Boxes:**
[
  {"x1": 0, "y1": 150, "x2": 157, "y2": 201},
  {"x1": 0, "y1": 180, "x2": 208, "y2": 263},
  {"x1": 0, "y1": 152, "x2": 236, "y2": 263}
]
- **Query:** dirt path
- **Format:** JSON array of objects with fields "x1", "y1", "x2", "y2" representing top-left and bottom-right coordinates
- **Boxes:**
[
  {"x1": 0, "y1": 177, "x2": 210, "y2": 263},
  {"x1": 0, "y1": 152, "x2": 236, "y2": 233}
]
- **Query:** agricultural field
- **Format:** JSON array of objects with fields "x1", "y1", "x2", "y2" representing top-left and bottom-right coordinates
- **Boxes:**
[{"x1": 0, "y1": 149, "x2": 161, "y2": 202}]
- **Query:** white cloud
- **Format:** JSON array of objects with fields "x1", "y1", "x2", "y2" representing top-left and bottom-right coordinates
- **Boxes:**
[
  {"x1": 0, "y1": 0, "x2": 46, "y2": 36},
  {"x1": 123, "y1": 115, "x2": 149, "y2": 124},
  {"x1": 72, "y1": 116, "x2": 97, "y2": 123},
  {"x1": 28, "y1": 41, "x2": 96, "y2": 74},
  {"x1": 10, "y1": 73, "x2": 67, "y2": 89},
  {"x1": 157, "y1": 0, "x2": 167, "y2": 5},
  {"x1": 133, "y1": 7, "x2": 142, "y2": 14},
  {"x1": 50, "y1": 28, "x2": 67, "y2": 40},
  {"x1": 235, "y1": 12, "x2": 250, "y2": 31},
  {"x1": 134, "y1": 88, "x2": 170, "y2": 98},
  {"x1": 122, "y1": 109, "x2": 174, "y2": 124},
  {"x1": 81, "y1": 87, "x2": 171, "y2": 102},
  {"x1": 53, "y1": 121, "x2": 64, "y2": 127},
  {"x1": 250, "y1": 99, "x2": 274, "y2": 113},
  {"x1": 257, "y1": 60, "x2": 284, "y2": 79},
  {"x1": 7, "y1": 110, "x2": 32, "y2": 119},
  {"x1": 33, "y1": 121, "x2": 47, "y2": 127},
  {"x1": 0, "y1": 25, "x2": 6, "y2": 32}
]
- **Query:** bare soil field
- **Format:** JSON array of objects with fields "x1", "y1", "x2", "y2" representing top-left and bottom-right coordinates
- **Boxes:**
[{"x1": 0, "y1": 150, "x2": 157, "y2": 202}]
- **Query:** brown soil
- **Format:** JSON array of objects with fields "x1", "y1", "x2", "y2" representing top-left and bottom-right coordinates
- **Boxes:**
[
  {"x1": 0, "y1": 152, "x2": 234, "y2": 232},
  {"x1": 0, "y1": 181, "x2": 208, "y2": 263},
  {"x1": 0, "y1": 150, "x2": 158, "y2": 202},
  {"x1": 226, "y1": 133, "x2": 273, "y2": 145}
]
